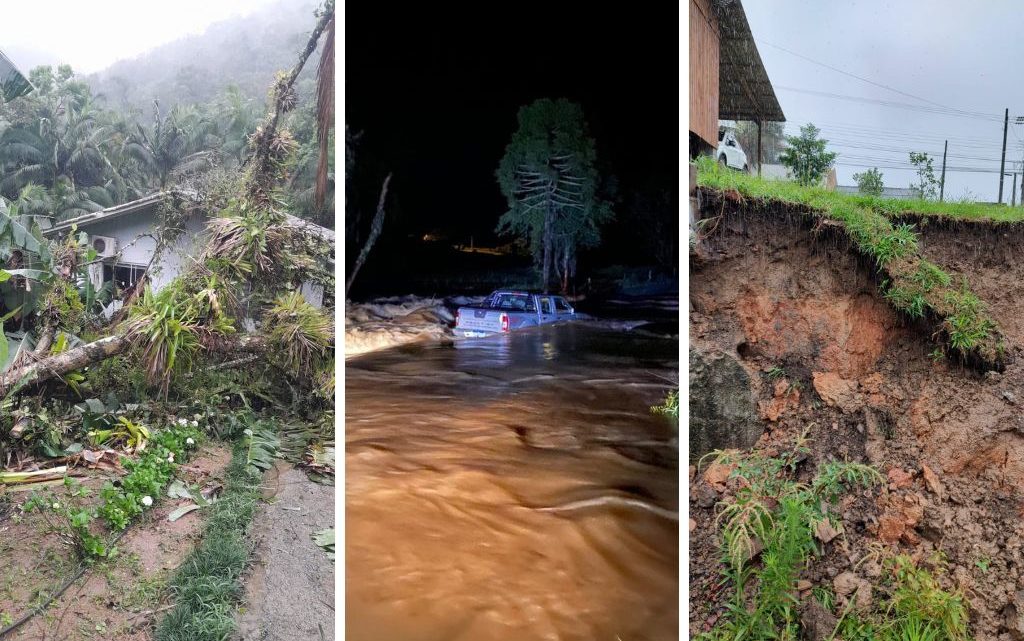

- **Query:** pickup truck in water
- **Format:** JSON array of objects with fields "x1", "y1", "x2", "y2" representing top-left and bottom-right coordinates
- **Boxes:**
[{"x1": 455, "y1": 291, "x2": 577, "y2": 337}]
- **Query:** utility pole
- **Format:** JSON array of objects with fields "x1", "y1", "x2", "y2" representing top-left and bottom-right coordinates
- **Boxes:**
[
  {"x1": 757, "y1": 119, "x2": 763, "y2": 177},
  {"x1": 999, "y1": 108, "x2": 1009, "y2": 204},
  {"x1": 939, "y1": 140, "x2": 948, "y2": 202},
  {"x1": 1013, "y1": 172, "x2": 1018, "y2": 207}
]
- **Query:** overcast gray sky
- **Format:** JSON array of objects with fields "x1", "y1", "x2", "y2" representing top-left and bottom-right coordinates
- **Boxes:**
[
  {"x1": 3, "y1": 0, "x2": 280, "y2": 74},
  {"x1": 744, "y1": 1, "x2": 1023, "y2": 202}
]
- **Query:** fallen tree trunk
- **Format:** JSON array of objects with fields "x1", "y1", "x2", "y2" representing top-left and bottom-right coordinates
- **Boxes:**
[
  {"x1": 0, "y1": 334, "x2": 267, "y2": 399},
  {"x1": 0, "y1": 335, "x2": 129, "y2": 398}
]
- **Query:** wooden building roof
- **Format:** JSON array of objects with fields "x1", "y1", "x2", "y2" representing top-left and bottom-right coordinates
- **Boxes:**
[{"x1": 714, "y1": 0, "x2": 785, "y2": 123}]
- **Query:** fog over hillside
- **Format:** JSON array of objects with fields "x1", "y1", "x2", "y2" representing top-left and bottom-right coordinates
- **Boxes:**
[{"x1": 87, "y1": 0, "x2": 321, "y2": 111}]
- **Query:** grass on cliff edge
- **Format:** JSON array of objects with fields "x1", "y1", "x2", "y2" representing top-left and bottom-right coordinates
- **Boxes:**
[
  {"x1": 694, "y1": 156, "x2": 1024, "y2": 223},
  {"x1": 694, "y1": 157, "x2": 1004, "y2": 366}
]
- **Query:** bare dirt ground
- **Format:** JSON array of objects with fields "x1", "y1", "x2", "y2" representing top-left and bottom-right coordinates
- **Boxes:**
[
  {"x1": 690, "y1": 198, "x2": 1024, "y2": 640},
  {"x1": 0, "y1": 444, "x2": 231, "y2": 641},
  {"x1": 237, "y1": 463, "x2": 334, "y2": 641}
]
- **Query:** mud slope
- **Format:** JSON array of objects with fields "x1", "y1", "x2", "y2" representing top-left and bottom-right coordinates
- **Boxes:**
[{"x1": 690, "y1": 200, "x2": 1024, "y2": 640}]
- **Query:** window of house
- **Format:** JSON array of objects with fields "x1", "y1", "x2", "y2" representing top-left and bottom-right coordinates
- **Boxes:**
[{"x1": 104, "y1": 263, "x2": 146, "y2": 293}]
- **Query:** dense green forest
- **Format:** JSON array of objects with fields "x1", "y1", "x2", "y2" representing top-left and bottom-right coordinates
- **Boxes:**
[{"x1": 0, "y1": 0, "x2": 333, "y2": 228}]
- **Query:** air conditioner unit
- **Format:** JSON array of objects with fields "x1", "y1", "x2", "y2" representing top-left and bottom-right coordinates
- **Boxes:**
[{"x1": 91, "y1": 235, "x2": 117, "y2": 259}]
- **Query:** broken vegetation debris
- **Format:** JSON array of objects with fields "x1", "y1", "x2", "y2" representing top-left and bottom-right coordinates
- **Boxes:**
[{"x1": 0, "y1": 2, "x2": 336, "y2": 638}]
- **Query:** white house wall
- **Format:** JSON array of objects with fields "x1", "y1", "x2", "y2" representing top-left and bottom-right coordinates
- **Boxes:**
[
  {"x1": 150, "y1": 215, "x2": 208, "y2": 290},
  {"x1": 78, "y1": 210, "x2": 326, "y2": 309},
  {"x1": 80, "y1": 211, "x2": 206, "y2": 291}
]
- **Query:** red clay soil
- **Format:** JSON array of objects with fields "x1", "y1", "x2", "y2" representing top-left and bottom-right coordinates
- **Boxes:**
[
  {"x1": 690, "y1": 203, "x2": 1024, "y2": 640},
  {"x1": 0, "y1": 444, "x2": 231, "y2": 641}
]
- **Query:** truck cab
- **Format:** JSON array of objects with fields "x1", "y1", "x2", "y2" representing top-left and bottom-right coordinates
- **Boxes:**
[{"x1": 455, "y1": 291, "x2": 576, "y2": 337}]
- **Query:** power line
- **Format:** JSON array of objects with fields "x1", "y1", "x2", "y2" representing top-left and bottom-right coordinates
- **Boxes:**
[
  {"x1": 779, "y1": 119, "x2": 1010, "y2": 149},
  {"x1": 781, "y1": 123, "x2": 1011, "y2": 153},
  {"x1": 824, "y1": 141, "x2": 1004, "y2": 163},
  {"x1": 757, "y1": 38, "x2": 994, "y2": 117},
  {"x1": 835, "y1": 160, "x2": 1012, "y2": 174},
  {"x1": 776, "y1": 86, "x2": 1004, "y2": 122}
]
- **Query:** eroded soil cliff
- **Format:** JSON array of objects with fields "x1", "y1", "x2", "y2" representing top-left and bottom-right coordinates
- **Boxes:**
[{"x1": 690, "y1": 194, "x2": 1024, "y2": 640}]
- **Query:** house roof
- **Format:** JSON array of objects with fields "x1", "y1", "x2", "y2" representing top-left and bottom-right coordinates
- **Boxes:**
[
  {"x1": 43, "y1": 192, "x2": 335, "y2": 242},
  {"x1": 713, "y1": 0, "x2": 785, "y2": 123},
  {"x1": 43, "y1": 193, "x2": 168, "y2": 236}
]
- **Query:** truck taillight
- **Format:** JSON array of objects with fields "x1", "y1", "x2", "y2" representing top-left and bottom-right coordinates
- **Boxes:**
[{"x1": 500, "y1": 313, "x2": 509, "y2": 332}]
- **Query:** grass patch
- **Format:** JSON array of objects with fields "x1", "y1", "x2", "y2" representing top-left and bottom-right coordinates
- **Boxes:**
[
  {"x1": 943, "y1": 285, "x2": 995, "y2": 353},
  {"x1": 695, "y1": 155, "x2": 1024, "y2": 223},
  {"x1": 696, "y1": 430, "x2": 968, "y2": 640},
  {"x1": 695, "y1": 157, "x2": 1005, "y2": 368},
  {"x1": 154, "y1": 425, "x2": 270, "y2": 641},
  {"x1": 696, "y1": 430, "x2": 882, "y2": 639}
]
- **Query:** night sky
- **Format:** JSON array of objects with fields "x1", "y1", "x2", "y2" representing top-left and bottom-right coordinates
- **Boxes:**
[{"x1": 346, "y1": 2, "x2": 678, "y2": 247}]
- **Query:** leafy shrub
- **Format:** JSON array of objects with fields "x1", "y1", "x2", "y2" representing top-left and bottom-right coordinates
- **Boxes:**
[{"x1": 97, "y1": 424, "x2": 202, "y2": 531}]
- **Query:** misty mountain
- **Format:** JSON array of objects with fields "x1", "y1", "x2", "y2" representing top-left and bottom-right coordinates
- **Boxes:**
[{"x1": 87, "y1": 0, "x2": 322, "y2": 113}]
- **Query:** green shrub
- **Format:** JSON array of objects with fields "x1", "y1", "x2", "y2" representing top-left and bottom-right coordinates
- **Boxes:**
[{"x1": 97, "y1": 424, "x2": 202, "y2": 531}]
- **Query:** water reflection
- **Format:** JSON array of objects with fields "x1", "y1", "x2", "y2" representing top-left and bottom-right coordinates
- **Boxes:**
[{"x1": 347, "y1": 324, "x2": 679, "y2": 641}]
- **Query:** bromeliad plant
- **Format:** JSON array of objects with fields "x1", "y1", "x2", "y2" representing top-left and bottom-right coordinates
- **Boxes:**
[
  {"x1": 203, "y1": 200, "x2": 293, "y2": 283},
  {"x1": 88, "y1": 416, "x2": 151, "y2": 452},
  {"x1": 123, "y1": 280, "x2": 236, "y2": 398},
  {"x1": 263, "y1": 290, "x2": 333, "y2": 378}
]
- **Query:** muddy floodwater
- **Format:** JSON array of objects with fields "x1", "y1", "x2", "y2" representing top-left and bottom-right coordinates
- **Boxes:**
[{"x1": 346, "y1": 319, "x2": 679, "y2": 641}]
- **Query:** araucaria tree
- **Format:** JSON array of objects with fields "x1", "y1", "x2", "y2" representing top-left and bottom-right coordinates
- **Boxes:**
[
  {"x1": 778, "y1": 123, "x2": 837, "y2": 187},
  {"x1": 853, "y1": 167, "x2": 885, "y2": 196},
  {"x1": 496, "y1": 98, "x2": 612, "y2": 293}
]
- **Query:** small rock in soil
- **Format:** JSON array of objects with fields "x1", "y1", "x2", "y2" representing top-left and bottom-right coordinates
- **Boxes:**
[
  {"x1": 812, "y1": 372, "x2": 861, "y2": 412},
  {"x1": 799, "y1": 599, "x2": 838, "y2": 641},
  {"x1": 1004, "y1": 591, "x2": 1024, "y2": 640},
  {"x1": 887, "y1": 467, "x2": 915, "y2": 489},
  {"x1": 696, "y1": 484, "x2": 718, "y2": 508},
  {"x1": 833, "y1": 571, "x2": 860, "y2": 596},
  {"x1": 815, "y1": 517, "x2": 841, "y2": 544},
  {"x1": 703, "y1": 462, "x2": 734, "y2": 489},
  {"x1": 833, "y1": 572, "x2": 872, "y2": 611},
  {"x1": 921, "y1": 463, "x2": 943, "y2": 499}
]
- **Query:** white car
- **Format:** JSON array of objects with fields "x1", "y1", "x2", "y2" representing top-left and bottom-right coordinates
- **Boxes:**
[{"x1": 717, "y1": 127, "x2": 749, "y2": 173}]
